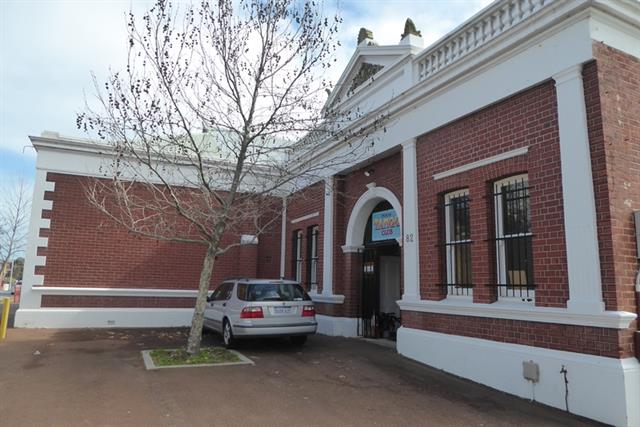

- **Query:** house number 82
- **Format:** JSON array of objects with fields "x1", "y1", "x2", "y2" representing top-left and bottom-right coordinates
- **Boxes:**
[{"x1": 405, "y1": 233, "x2": 414, "y2": 243}]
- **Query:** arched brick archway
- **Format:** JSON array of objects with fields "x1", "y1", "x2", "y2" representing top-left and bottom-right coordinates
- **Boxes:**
[
  {"x1": 341, "y1": 185, "x2": 403, "y2": 338},
  {"x1": 344, "y1": 185, "x2": 403, "y2": 250}
]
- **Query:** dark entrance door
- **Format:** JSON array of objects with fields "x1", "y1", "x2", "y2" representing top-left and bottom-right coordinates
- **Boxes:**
[
  {"x1": 360, "y1": 246, "x2": 378, "y2": 338},
  {"x1": 359, "y1": 243, "x2": 401, "y2": 338},
  {"x1": 358, "y1": 201, "x2": 402, "y2": 339}
]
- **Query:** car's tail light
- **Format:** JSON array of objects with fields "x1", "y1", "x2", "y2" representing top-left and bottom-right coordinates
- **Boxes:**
[
  {"x1": 301, "y1": 305, "x2": 315, "y2": 317},
  {"x1": 240, "y1": 306, "x2": 264, "y2": 319}
]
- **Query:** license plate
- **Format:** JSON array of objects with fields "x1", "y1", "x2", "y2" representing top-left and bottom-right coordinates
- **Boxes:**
[{"x1": 273, "y1": 306, "x2": 292, "y2": 314}]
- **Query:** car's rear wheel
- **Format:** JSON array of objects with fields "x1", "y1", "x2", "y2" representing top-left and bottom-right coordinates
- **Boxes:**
[
  {"x1": 290, "y1": 335, "x2": 307, "y2": 346},
  {"x1": 222, "y1": 319, "x2": 235, "y2": 349}
]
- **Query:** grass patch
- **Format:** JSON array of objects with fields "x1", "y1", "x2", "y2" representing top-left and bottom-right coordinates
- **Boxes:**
[{"x1": 149, "y1": 347, "x2": 241, "y2": 366}]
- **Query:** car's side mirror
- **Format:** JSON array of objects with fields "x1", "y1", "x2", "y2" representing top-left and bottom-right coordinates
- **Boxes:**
[{"x1": 206, "y1": 295, "x2": 212, "y2": 302}]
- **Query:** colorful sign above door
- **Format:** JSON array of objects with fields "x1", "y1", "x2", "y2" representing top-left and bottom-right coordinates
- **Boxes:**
[{"x1": 371, "y1": 209, "x2": 400, "y2": 241}]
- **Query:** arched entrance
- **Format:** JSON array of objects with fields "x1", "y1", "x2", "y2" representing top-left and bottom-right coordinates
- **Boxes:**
[{"x1": 344, "y1": 186, "x2": 402, "y2": 340}]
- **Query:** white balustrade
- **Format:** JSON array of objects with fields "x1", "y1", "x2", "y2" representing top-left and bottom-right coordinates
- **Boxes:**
[{"x1": 416, "y1": 0, "x2": 551, "y2": 82}]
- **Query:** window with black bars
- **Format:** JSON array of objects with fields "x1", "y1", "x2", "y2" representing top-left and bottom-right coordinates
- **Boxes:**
[
  {"x1": 493, "y1": 175, "x2": 534, "y2": 302},
  {"x1": 306, "y1": 225, "x2": 319, "y2": 292},
  {"x1": 440, "y1": 190, "x2": 473, "y2": 296},
  {"x1": 292, "y1": 230, "x2": 303, "y2": 283}
]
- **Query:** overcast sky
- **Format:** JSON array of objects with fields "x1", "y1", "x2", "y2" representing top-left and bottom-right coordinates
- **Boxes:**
[{"x1": 0, "y1": 0, "x2": 491, "y2": 184}]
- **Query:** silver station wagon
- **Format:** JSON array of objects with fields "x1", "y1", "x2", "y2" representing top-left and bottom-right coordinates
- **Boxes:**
[{"x1": 203, "y1": 278, "x2": 317, "y2": 348}]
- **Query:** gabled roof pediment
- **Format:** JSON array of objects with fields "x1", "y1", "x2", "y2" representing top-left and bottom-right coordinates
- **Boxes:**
[{"x1": 327, "y1": 44, "x2": 415, "y2": 108}]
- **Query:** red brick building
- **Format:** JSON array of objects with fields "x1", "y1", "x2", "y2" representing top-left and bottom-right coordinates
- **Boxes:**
[{"x1": 16, "y1": 1, "x2": 640, "y2": 425}]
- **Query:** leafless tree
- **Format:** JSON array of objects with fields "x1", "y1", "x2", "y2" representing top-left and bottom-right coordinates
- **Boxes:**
[
  {"x1": 78, "y1": 0, "x2": 385, "y2": 354},
  {"x1": 0, "y1": 178, "x2": 31, "y2": 285}
]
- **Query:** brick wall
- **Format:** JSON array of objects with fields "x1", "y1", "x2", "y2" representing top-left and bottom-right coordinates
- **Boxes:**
[
  {"x1": 40, "y1": 173, "x2": 268, "y2": 306},
  {"x1": 400, "y1": 49, "x2": 639, "y2": 359},
  {"x1": 589, "y1": 43, "x2": 640, "y2": 313},
  {"x1": 256, "y1": 201, "x2": 282, "y2": 279},
  {"x1": 284, "y1": 181, "x2": 325, "y2": 290},
  {"x1": 416, "y1": 81, "x2": 567, "y2": 307}
]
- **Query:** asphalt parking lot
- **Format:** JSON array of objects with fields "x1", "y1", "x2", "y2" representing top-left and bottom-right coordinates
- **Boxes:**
[{"x1": 0, "y1": 328, "x2": 600, "y2": 427}]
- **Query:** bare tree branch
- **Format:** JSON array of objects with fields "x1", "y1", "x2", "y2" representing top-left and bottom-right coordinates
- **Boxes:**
[
  {"x1": 77, "y1": 0, "x2": 386, "y2": 354},
  {"x1": 0, "y1": 178, "x2": 31, "y2": 285}
]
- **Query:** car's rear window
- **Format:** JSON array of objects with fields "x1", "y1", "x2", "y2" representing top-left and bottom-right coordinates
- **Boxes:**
[{"x1": 237, "y1": 283, "x2": 311, "y2": 302}]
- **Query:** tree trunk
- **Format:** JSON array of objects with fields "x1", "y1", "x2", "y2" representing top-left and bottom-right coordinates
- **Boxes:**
[
  {"x1": 0, "y1": 255, "x2": 11, "y2": 285},
  {"x1": 186, "y1": 244, "x2": 217, "y2": 354}
]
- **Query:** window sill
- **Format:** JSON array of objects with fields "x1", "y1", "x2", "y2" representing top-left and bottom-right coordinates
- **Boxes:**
[{"x1": 397, "y1": 298, "x2": 636, "y2": 329}]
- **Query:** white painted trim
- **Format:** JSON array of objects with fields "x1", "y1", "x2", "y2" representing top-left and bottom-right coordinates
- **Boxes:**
[
  {"x1": 433, "y1": 146, "x2": 529, "y2": 180},
  {"x1": 322, "y1": 177, "x2": 335, "y2": 296},
  {"x1": 397, "y1": 327, "x2": 640, "y2": 426},
  {"x1": 14, "y1": 308, "x2": 194, "y2": 328},
  {"x1": 29, "y1": 134, "x2": 288, "y2": 196},
  {"x1": 315, "y1": 314, "x2": 359, "y2": 337},
  {"x1": 30, "y1": 286, "x2": 199, "y2": 298},
  {"x1": 19, "y1": 169, "x2": 54, "y2": 310},
  {"x1": 240, "y1": 234, "x2": 258, "y2": 245},
  {"x1": 290, "y1": 211, "x2": 319, "y2": 224},
  {"x1": 553, "y1": 64, "x2": 605, "y2": 314},
  {"x1": 590, "y1": 4, "x2": 640, "y2": 60},
  {"x1": 280, "y1": 197, "x2": 287, "y2": 278},
  {"x1": 397, "y1": 299, "x2": 636, "y2": 329},
  {"x1": 344, "y1": 186, "x2": 402, "y2": 248},
  {"x1": 401, "y1": 139, "x2": 420, "y2": 301},
  {"x1": 341, "y1": 245, "x2": 363, "y2": 254},
  {"x1": 309, "y1": 292, "x2": 345, "y2": 304}
]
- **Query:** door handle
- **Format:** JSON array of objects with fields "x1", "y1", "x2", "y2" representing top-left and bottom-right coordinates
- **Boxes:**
[{"x1": 222, "y1": 302, "x2": 227, "y2": 307}]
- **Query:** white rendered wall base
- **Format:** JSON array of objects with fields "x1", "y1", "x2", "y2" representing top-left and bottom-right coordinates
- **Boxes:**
[
  {"x1": 14, "y1": 308, "x2": 194, "y2": 329},
  {"x1": 315, "y1": 315, "x2": 359, "y2": 337},
  {"x1": 397, "y1": 327, "x2": 640, "y2": 427}
]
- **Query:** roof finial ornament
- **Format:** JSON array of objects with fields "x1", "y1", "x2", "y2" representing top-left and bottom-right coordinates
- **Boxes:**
[
  {"x1": 357, "y1": 27, "x2": 374, "y2": 45},
  {"x1": 401, "y1": 18, "x2": 421, "y2": 39}
]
